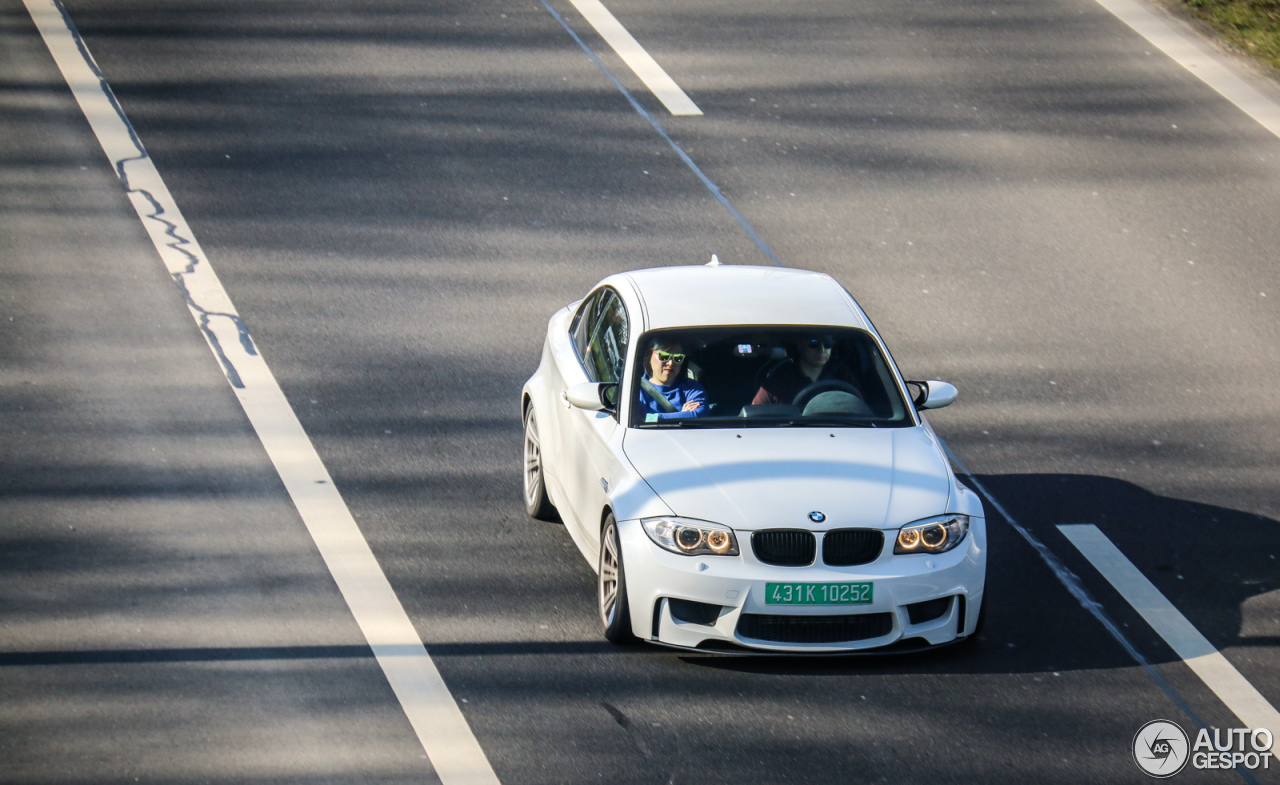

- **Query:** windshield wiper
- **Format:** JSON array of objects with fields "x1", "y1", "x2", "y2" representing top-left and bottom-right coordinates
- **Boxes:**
[
  {"x1": 642, "y1": 418, "x2": 877, "y2": 429},
  {"x1": 776, "y1": 418, "x2": 878, "y2": 428},
  {"x1": 640, "y1": 418, "x2": 719, "y2": 428}
]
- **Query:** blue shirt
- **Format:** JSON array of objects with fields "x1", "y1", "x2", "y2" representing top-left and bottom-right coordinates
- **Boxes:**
[{"x1": 637, "y1": 378, "x2": 708, "y2": 420}]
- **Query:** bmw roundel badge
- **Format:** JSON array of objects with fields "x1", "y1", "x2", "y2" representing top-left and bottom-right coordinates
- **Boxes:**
[{"x1": 808, "y1": 511, "x2": 826, "y2": 523}]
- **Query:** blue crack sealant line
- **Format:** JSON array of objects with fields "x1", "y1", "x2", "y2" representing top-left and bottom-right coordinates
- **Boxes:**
[
  {"x1": 539, "y1": 0, "x2": 784, "y2": 267},
  {"x1": 939, "y1": 442, "x2": 1259, "y2": 785},
  {"x1": 54, "y1": 0, "x2": 1263, "y2": 777},
  {"x1": 51, "y1": 0, "x2": 255, "y2": 388}
]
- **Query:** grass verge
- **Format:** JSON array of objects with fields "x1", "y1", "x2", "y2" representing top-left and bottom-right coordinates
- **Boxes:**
[{"x1": 1179, "y1": 0, "x2": 1280, "y2": 72}]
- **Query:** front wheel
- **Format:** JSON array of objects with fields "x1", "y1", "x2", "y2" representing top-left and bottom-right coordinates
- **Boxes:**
[
  {"x1": 522, "y1": 408, "x2": 557, "y2": 520},
  {"x1": 598, "y1": 515, "x2": 635, "y2": 643}
]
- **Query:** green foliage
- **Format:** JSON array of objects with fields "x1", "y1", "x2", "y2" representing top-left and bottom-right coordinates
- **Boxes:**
[{"x1": 1182, "y1": 0, "x2": 1280, "y2": 71}]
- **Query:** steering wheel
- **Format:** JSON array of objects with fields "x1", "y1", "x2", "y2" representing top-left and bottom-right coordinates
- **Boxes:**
[{"x1": 792, "y1": 380, "x2": 868, "y2": 414}]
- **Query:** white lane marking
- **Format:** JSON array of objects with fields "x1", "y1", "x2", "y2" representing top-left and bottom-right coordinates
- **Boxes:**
[
  {"x1": 564, "y1": 0, "x2": 702, "y2": 116},
  {"x1": 1090, "y1": 0, "x2": 1280, "y2": 139},
  {"x1": 539, "y1": 0, "x2": 780, "y2": 264},
  {"x1": 24, "y1": 1, "x2": 501, "y2": 781},
  {"x1": 937, "y1": 444, "x2": 1221, "y2": 733},
  {"x1": 1060, "y1": 524, "x2": 1280, "y2": 750}
]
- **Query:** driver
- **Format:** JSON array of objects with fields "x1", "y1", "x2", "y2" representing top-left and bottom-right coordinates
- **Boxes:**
[
  {"x1": 637, "y1": 338, "x2": 707, "y2": 420},
  {"x1": 752, "y1": 334, "x2": 859, "y2": 406}
]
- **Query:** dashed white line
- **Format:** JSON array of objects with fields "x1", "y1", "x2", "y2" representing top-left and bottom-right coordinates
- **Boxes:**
[
  {"x1": 1060, "y1": 524, "x2": 1280, "y2": 750},
  {"x1": 564, "y1": 0, "x2": 702, "y2": 116},
  {"x1": 1091, "y1": 0, "x2": 1280, "y2": 139},
  {"x1": 24, "y1": 0, "x2": 501, "y2": 781}
]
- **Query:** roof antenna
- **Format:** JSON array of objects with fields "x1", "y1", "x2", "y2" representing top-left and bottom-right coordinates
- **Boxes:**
[{"x1": 706, "y1": 254, "x2": 721, "y2": 267}]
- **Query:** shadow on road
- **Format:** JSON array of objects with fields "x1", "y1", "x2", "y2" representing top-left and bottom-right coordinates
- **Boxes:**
[{"x1": 679, "y1": 473, "x2": 1278, "y2": 677}]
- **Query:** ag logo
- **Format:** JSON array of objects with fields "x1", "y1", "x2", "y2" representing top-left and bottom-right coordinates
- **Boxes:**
[
  {"x1": 1133, "y1": 720, "x2": 1189, "y2": 778},
  {"x1": 808, "y1": 511, "x2": 825, "y2": 523}
]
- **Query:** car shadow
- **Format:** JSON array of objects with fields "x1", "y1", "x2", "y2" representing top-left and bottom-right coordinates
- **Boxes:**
[{"x1": 676, "y1": 473, "x2": 1278, "y2": 677}]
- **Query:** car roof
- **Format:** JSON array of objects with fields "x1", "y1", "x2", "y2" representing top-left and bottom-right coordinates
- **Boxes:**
[{"x1": 606, "y1": 264, "x2": 870, "y2": 331}]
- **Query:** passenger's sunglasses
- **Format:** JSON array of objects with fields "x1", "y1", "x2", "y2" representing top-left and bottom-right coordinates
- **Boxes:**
[
  {"x1": 805, "y1": 337, "x2": 835, "y2": 349},
  {"x1": 653, "y1": 350, "x2": 686, "y2": 364}
]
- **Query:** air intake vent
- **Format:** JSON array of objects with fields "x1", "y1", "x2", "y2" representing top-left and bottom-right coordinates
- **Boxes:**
[
  {"x1": 668, "y1": 599, "x2": 722, "y2": 626},
  {"x1": 906, "y1": 596, "x2": 953, "y2": 625},
  {"x1": 737, "y1": 613, "x2": 893, "y2": 644},
  {"x1": 822, "y1": 529, "x2": 884, "y2": 566},
  {"x1": 751, "y1": 530, "x2": 816, "y2": 566}
]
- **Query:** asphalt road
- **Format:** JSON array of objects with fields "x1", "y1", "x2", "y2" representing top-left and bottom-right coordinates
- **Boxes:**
[{"x1": 2, "y1": 0, "x2": 1279, "y2": 782}]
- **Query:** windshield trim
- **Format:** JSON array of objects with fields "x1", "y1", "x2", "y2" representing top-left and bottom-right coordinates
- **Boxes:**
[{"x1": 626, "y1": 324, "x2": 919, "y2": 430}]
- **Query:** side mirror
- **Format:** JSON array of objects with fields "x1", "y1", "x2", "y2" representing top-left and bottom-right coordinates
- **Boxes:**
[
  {"x1": 907, "y1": 380, "x2": 958, "y2": 410},
  {"x1": 565, "y1": 382, "x2": 618, "y2": 412}
]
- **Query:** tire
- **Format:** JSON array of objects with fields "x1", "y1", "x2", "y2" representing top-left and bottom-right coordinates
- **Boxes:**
[
  {"x1": 598, "y1": 515, "x2": 635, "y2": 643},
  {"x1": 522, "y1": 407, "x2": 557, "y2": 520}
]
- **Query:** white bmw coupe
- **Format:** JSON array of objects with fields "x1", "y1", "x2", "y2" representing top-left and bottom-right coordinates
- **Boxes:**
[{"x1": 521, "y1": 262, "x2": 987, "y2": 653}]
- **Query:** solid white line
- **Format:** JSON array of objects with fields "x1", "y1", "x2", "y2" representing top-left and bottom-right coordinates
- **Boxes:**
[
  {"x1": 1091, "y1": 0, "x2": 1280, "y2": 139},
  {"x1": 24, "y1": 1, "x2": 502, "y2": 782},
  {"x1": 1059, "y1": 524, "x2": 1280, "y2": 750},
  {"x1": 564, "y1": 0, "x2": 702, "y2": 116}
]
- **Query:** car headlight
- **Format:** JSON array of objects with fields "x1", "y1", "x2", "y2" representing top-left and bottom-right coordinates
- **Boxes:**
[
  {"x1": 894, "y1": 514, "x2": 969, "y2": 554},
  {"x1": 641, "y1": 517, "x2": 740, "y2": 557}
]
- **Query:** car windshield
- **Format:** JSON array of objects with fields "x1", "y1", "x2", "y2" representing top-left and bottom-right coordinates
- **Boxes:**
[{"x1": 629, "y1": 326, "x2": 914, "y2": 428}]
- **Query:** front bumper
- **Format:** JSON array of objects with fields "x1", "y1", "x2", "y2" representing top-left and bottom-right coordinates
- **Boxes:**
[{"x1": 617, "y1": 517, "x2": 987, "y2": 654}]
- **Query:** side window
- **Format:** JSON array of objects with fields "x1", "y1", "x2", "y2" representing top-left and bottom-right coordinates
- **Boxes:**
[
  {"x1": 571, "y1": 291, "x2": 600, "y2": 359},
  {"x1": 588, "y1": 292, "x2": 629, "y2": 383},
  {"x1": 573, "y1": 288, "x2": 629, "y2": 383}
]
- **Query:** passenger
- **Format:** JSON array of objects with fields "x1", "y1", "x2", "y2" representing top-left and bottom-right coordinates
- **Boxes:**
[
  {"x1": 752, "y1": 334, "x2": 859, "y2": 406},
  {"x1": 637, "y1": 339, "x2": 707, "y2": 420}
]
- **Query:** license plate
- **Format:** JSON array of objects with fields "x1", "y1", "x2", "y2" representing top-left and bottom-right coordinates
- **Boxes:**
[{"x1": 765, "y1": 582, "x2": 873, "y2": 605}]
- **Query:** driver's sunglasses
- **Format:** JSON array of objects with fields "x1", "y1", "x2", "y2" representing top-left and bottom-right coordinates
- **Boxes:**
[
  {"x1": 805, "y1": 337, "x2": 835, "y2": 349},
  {"x1": 653, "y1": 350, "x2": 686, "y2": 364}
]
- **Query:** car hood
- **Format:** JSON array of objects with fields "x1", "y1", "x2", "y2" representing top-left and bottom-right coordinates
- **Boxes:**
[{"x1": 621, "y1": 426, "x2": 953, "y2": 531}]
